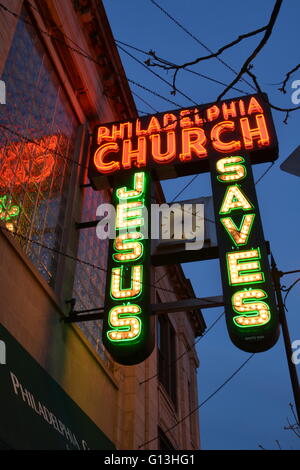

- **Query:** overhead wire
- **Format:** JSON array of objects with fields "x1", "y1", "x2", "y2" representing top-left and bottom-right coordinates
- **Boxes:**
[
  {"x1": 139, "y1": 352, "x2": 255, "y2": 448},
  {"x1": 117, "y1": 43, "x2": 198, "y2": 105},
  {"x1": 149, "y1": 0, "x2": 257, "y2": 92},
  {"x1": 0, "y1": 2, "x2": 277, "y2": 189},
  {"x1": 131, "y1": 90, "x2": 159, "y2": 113},
  {"x1": 0, "y1": 3, "x2": 184, "y2": 112},
  {"x1": 282, "y1": 278, "x2": 300, "y2": 311},
  {"x1": 139, "y1": 310, "x2": 225, "y2": 386},
  {"x1": 0, "y1": 221, "x2": 225, "y2": 373},
  {"x1": 127, "y1": 78, "x2": 181, "y2": 107},
  {"x1": 116, "y1": 39, "x2": 248, "y2": 95},
  {"x1": 0, "y1": 224, "x2": 199, "y2": 299}
]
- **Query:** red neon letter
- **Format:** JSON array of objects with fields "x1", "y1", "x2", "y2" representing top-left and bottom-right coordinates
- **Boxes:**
[
  {"x1": 211, "y1": 121, "x2": 241, "y2": 153},
  {"x1": 179, "y1": 128, "x2": 207, "y2": 161},
  {"x1": 94, "y1": 142, "x2": 120, "y2": 174},
  {"x1": 240, "y1": 115, "x2": 270, "y2": 149},
  {"x1": 163, "y1": 113, "x2": 177, "y2": 130},
  {"x1": 247, "y1": 97, "x2": 263, "y2": 115},
  {"x1": 150, "y1": 131, "x2": 176, "y2": 163},
  {"x1": 238, "y1": 100, "x2": 246, "y2": 116},
  {"x1": 206, "y1": 105, "x2": 220, "y2": 122},
  {"x1": 111, "y1": 122, "x2": 133, "y2": 140},
  {"x1": 180, "y1": 110, "x2": 193, "y2": 128},
  {"x1": 194, "y1": 108, "x2": 204, "y2": 126},
  {"x1": 146, "y1": 116, "x2": 161, "y2": 135},
  {"x1": 222, "y1": 101, "x2": 237, "y2": 120},
  {"x1": 97, "y1": 126, "x2": 111, "y2": 144},
  {"x1": 136, "y1": 119, "x2": 148, "y2": 136},
  {"x1": 122, "y1": 138, "x2": 147, "y2": 169}
]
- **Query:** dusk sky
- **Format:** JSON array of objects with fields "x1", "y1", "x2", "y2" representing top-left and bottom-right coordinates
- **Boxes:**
[{"x1": 103, "y1": 0, "x2": 300, "y2": 450}]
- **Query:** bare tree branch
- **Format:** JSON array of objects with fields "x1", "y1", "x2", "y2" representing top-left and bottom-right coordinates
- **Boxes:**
[
  {"x1": 279, "y1": 63, "x2": 300, "y2": 94},
  {"x1": 290, "y1": 403, "x2": 300, "y2": 427},
  {"x1": 146, "y1": 0, "x2": 300, "y2": 123},
  {"x1": 217, "y1": 0, "x2": 283, "y2": 100},
  {"x1": 275, "y1": 440, "x2": 282, "y2": 450},
  {"x1": 146, "y1": 1, "x2": 283, "y2": 98},
  {"x1": 147, "y1": 25, "x2": 267, "y2": 71},
  {"x1": 246, "y1": 69, "x2": 300, "y2": 124},
  {"x1": 284, "y1": 404, "x2": 300, "y2": 439},
  {"x1": 258, "y1": 444, "x2": 267, "y2": 450},
  {"x1": 284, "y1": 417, "x2": 300, "y2": 439}
]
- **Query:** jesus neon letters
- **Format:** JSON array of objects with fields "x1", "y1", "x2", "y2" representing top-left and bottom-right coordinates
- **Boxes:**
[{"x1": 102, "y1": 171, "x2": 154, "y2": 364}]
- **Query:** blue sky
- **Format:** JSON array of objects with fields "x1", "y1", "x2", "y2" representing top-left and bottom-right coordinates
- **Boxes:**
[{"x1": 103, "y1": 0, "x2": 300, "y2": 450}]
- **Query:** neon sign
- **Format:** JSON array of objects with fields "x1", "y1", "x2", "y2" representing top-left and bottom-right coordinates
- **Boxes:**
[
  {"x1": 0, "y1": 194, "x2": 20, "y2": 221},
  {"x1": 102, "y1": 171, "x2": 154, "y2": 364},
  {"x1": 209, "y1": 153, "x2": 279, "y2": 352},
  {"x1": 89, "y1": 94, "x2": 278, "y2": 189},
  {"x1": 0, "y1": 194, "x2": 20, "y2": 233},
  {"x1": 91, "y1": 93, "x2": 280, "y2": 361},
  {"x1": 0, "y1": 135, "x2": 62, "y2": 192}
]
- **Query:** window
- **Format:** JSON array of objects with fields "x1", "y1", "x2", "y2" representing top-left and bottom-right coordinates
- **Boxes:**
[
  {"x1": 72, "y1": 186, "x2": 111, "y2": 361},
  {"x1": 158, "y1": 427, "x2": 175, "y2": 450},
  {"x1": 157, "y1": 312, "x2": 177, "y2": 406},
  {"x1": 0, "y1": 6, "x2": 111, "y2": 362},
  {"x1": 0, "y1": 7, "x2": 79, "y2": 286}
]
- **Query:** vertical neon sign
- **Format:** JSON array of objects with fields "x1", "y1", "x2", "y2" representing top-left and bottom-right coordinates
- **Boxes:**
[
  {"x1": 210, "y1": 154, "x2": 279, "y2": 352},
  {"x1": 102, "y1": 171, "x2": 154, "y2": 364}
]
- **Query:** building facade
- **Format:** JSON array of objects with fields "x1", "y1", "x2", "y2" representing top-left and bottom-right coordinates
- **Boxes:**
[{"x1": 0, "y1": 0, "x2": 205, "y2": 450}]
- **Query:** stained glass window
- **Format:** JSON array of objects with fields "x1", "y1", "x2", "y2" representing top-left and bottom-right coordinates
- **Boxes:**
[
  {"x1": 72, "y1": 186, "x2": 112, "y2": 363},
  {"x1": 0, "y1": 8, "x2": 79, "y2": 286},
  {"x1": 0, "y1": 7, "x2": 113, "y2": 364}
]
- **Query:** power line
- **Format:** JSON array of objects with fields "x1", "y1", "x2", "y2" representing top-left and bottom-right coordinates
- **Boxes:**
[
  {"x1": 168, "y1": 157, "x2": 276, "y2": 212},
  {"x1": 149, "y1": 0, "x2": 256, "y2": 92},
  {"x1": 139, "y1": 352, "x2": 255, "y2": 448},
  {"x1": 117, "y1": 43, "x2": 198, "y2": 106},
  {"x1": 131, "y1": 91, "x2": 159, "y2": 113},
  {"x1": 153, "y1": 158, "x2": 277, "y2": 289},
  {"x1": 116, "y1": 39, "x2": 248, "y2": 95},
  {"x1": 151, "y1": 174, "x2": 202, "y2": 286},
  {"x1": 136, "y1": 108, "x2": 151, "y2": 116},
  {"x1": 0, "y1": 4, "x2": 277, "y2": 189},
  {"x1": 0, "y1": 224, "x2": 202, "y2": 300},
  {"x1": 186, "y1": 67, "x2": 247, "y2": 95},
  {"x1": 0, "y1": 3, "x2": 180, "y2": 115},
  {"x1": 0, "y1": 123, "x2": 89, "y2": 170},
  {"x1": 0, "y1": 121, "x2": 277, "y2": 236},
  {"x1": 0, "y1": 4, "x2": 243, "y2": 227},
  {"x1": 282, "y1": 278, "x2": 300, "y2": 311},
  {"x1": 127, "y1": 78, "x2": 182, "y2": 107},
  {"x1": 0, "y1": 3, "x2": 99, "y2": 65},
  {"x1": 171, "y1": 174, "x2": 200, "y2": 203},
  {"x1": 255, "y1": 161, "x2": 275, "y2": 185},
  {"x1": 0, "y1": 222, "x2": 226, "y2": 373},
  {"x1": 27, "y1": 0, "x2": 191, "y2": 111},
  {"x1": 139, "y1": 310, "x2": 225, "y2": 386}
]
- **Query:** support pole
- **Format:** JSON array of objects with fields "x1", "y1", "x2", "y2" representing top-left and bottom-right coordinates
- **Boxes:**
[{"x1": 271, "y1": 255, "x2": 300, "y2": 424}]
